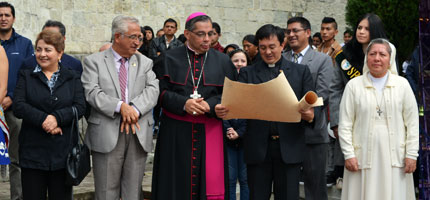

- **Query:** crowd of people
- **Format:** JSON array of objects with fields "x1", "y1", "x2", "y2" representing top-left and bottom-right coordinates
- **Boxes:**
[{"x1": 0, "y1": 1, "x2": 420, "y2": 200}]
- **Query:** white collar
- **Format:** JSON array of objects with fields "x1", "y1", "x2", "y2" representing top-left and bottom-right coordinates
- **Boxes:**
[{"x1": 368, "y1": 72, "x2": 389, "y2": 93}]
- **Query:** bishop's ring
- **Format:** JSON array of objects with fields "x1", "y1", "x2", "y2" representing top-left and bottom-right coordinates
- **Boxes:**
[{"x1": 193, "y1": 111, "x2": 197, "y2": 115}]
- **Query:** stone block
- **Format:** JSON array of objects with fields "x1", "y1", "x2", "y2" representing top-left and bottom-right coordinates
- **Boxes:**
[
  {"x1": 90, "y1": 27, "x2": 108, "y2": 42},
  {"x1": 114, "y1": 0, "x2": 123, "y2": 14},
  {"x1": 61, "y1": 10, "x2": 74, "y2": 27},
  {"x1": 206, "y1": 7, "x2": 223, "y2": 21},
  {"x1": 273, "y1": 11, "x2": 289, "y2": 26},
  {"x1": 74, "y1": 0, "x2": 88, "y2": 11},
  {"x1": 236, "y1": 21, "x2": 259, "y2": 34},
  {"x1": 72, "y1": 11, "x2": 87, "y2": 26},
  {"x1": 104, "y1": 0, "x2": 115, "y2": 13},
  {"x1": 49, "y1": 9, "x2": 62, "y2": 21},
  {"x1": 85, "y1": 0, "x2": 99, "y2": 13},
  {"x1": 223, "y1": 7, "x2": 248, "y2": 20},
  {"x1": 122, "y1": 1, "x2": 132, "y2": 14},
  {"x1": 222, "y1": 20, "x2": 236, "y2": 33},
  {"x1": 64, "y1": 0, "x2": 74, "y2": 10},
  {"x1": 221, "y1": 32, "x2": 242, "y2": 47},
  {"x1": 260, "y1": 0, "x2": 275, "y2": 10},
  {"x1": 215, "y1": 0, "x2": 253, "y2": 9},
  {"x1": 184, "y1": 5, "x2": 209, "y2": 16},
  {"x1": 275, "y1": 0, "x2": 293, "y2": 11},
  {"x1": 292, "y1": 0, "x2": 306, "y2": 12},
  {"x1": 256, "y1": 10, "x2": 274, "y2": 24},
  {"x1": 8, "y1": 0, "x2": 348, "y2": 54}
]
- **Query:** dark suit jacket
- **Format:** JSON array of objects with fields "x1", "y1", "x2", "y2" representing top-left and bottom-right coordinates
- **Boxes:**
[
  {"x1": 283, "y1": 48, "x2": 333, "y2": 144},
  {"x1": 238, "y1": 57, "x2": 314, "y2": 164},
  {"x1": 150, "y1": 36, "x2": 183, "y2": 59}
]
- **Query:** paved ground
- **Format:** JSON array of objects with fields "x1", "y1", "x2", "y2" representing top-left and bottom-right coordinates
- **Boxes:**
[
  {"x1": 0, "y1": 137, "x2": 341, "y2": 200},
  {"x1": 0, "y1": 153, "x2": 154, "y2": 200},
  {"x1": 0, "y1": 159, "x2": 342, "y2": 200}
]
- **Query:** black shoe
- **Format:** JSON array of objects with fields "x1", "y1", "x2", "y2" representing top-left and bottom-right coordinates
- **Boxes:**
[{"x1": 326, "y1": 175, "x2": 336, "y2": 187}]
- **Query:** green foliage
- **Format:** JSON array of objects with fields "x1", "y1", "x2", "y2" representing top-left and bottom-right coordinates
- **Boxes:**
[{"x1": 345, "y1": 0, "x2": 419, "y2": 64}]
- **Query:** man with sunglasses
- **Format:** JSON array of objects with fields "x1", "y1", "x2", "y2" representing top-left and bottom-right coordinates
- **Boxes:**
[
  {"x1": 81, "y1": 15, "x2": 159, "y2": 200},
  {"x1": 151, "y1": 12, "x2": 237, "y2": 200}
]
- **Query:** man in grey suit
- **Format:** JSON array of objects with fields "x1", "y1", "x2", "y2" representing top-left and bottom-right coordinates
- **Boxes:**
[
  {"x1": 81, "y1": 16, "x2": 159, "y2": 200},
  {"x1": 283, "y1": 17, "x2": 333, "y2": 200}
]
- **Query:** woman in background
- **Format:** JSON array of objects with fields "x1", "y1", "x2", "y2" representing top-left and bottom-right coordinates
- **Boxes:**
[
  {"x1": 138, "y1": 26, "x2": 155, "y2": 58},
  {"x1": 224, "y1": 48, "x2": 250, "y2": 200},
  {"x1": 312, "y1": 32, "x2": 322, "y2": 49},
  {"x1": 224, "y1": 44, "x2": 240, "y2": 55},
  {"x1": 242, "y1": 35, "x2": 260, "y2": 64},
  {"x1": 329, "y1": 13, "x2": 388, "y2": 188}
]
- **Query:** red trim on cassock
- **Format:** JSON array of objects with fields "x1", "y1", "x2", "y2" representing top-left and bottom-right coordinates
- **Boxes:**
[
  {"x1": 190, "y1": 122, "x2": 195, "y2": 200},
  {"x1": 159, "y1": 90, "x2": 167, "y2": 104}
]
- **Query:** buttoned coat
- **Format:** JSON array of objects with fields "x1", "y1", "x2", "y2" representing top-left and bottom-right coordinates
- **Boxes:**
[
  {"x1": 13, "y1": 66, "x2": 86, "y2": 170},
  {"x1": 238, "y1": 57, "x2": 314, "y2": 164},
  {"x1": 338, "y1": 71, "x2": 419, "y2": 169}
]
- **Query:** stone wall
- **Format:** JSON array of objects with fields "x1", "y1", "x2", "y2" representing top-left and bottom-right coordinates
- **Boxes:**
[{"x1": 9, "y1": 0, "x2": 347, "y2": 55}]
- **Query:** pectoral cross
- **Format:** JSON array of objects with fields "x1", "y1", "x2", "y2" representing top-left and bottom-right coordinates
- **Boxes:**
[
  {"x1": 377, "y1": 107, "x2": 383, "y2": 117},
  {"x1": 190, "y1": 90, "x2": 201, "y2": 99}
]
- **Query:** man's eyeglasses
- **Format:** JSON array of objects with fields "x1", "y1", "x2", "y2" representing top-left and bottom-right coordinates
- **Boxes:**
[
  {"x1": 285, "y1": 28, "x2": 306, "y2": 35},
  {"x1": 122, "y1": 33, "x2": 144, "y2": 42},
  {"x1": 190, "y1": 31, "x2": 215, "y2": 38}
]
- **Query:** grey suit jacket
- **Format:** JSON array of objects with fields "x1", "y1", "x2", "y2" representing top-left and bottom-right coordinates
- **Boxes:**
[
  {"x1": 283, "y1": 47, "x2": 333, "y2": 144},
  {"x1": 81, "y1": 48, "x2": 159, "y2": 153}
]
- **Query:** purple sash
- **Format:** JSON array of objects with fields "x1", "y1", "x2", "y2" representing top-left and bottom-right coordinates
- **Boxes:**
[{"x1": 164, "y1": 110, "x2": 225, "y2": 199}]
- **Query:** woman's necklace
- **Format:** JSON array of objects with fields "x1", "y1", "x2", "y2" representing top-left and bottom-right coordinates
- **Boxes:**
[
  {"x1": 376, "y1": 92, "x2": 384, "y2": 118},
  {"x1": 369, "y1": 72, "x2": 388, "y2": 119}
]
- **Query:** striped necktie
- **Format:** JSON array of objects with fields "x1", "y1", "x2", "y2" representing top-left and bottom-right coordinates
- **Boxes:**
[
  {"x1": 293, "y1": 53, "x2": 300, "y2": 63},
  {"x1": 119, "y1": 57, "x2": 127, "y2": 102}
]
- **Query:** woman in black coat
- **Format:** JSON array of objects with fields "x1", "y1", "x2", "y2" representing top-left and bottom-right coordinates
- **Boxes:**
[{"x1": 13, "y1": 30, "x2": 85, "y2": 200}]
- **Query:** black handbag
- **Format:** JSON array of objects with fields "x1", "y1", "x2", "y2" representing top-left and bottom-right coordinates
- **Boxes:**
[{"x1": 65, "y1": 106, "x2": 91, "y2": 186}]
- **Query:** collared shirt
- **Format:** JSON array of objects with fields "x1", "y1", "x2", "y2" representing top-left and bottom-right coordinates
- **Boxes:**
[
  {"x1": 111, "y1": 48, "x2": 139, "y2": 115},
  {"x1": 165, "y1": 35, "x2": 172, "y2": 49},
  {"x1": 291, "y1": 45, "x2": 310, "y2": 64},
  {"x1": 112, "y1": 48, "x2": 130, "y2": 103},
  {"x1": 33, "y1": 65, "x2": 60, "y2": 95}
]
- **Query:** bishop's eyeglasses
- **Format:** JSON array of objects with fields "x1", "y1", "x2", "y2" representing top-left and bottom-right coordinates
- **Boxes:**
[{"x1": 190, "y1": 31, "x2": 215, "y2": 38}]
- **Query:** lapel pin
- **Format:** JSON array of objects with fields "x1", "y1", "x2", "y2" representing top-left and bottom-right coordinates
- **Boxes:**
[{"x1": 132, "y1": 62, "x2": 137, "y2": 67}]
